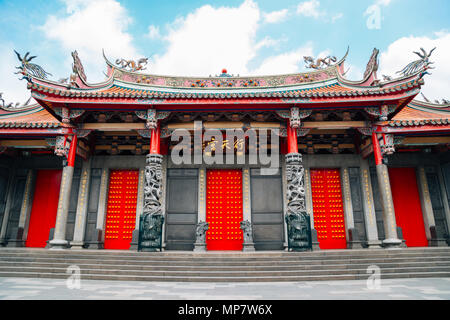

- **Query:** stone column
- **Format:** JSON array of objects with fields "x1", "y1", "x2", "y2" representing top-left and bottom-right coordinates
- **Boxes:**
[
  {"x1": 304, "y1": 165, "x2": 318, "y2": 250},
  {"x1": 359, "y1": 159, "x2": 382, "y2": 248},
  {"x1": 93, "y1": 168, "x2": 109, "y2": 249},
  {"x1": 70, "y1": 158, "x2": 92, "y2": 249},
  {"x1": 194, "y1": 167, "x2": 207, "y2": 252},
  {"x1": 372, "y1": 132, "x2": 401, "y2": 248},
  {"x1": 10, "y1": 170, "x2": 35, "y2": 247},
  {"x1": 140, "y1": 124, "x2": 165, "y2": 252},
  {"x1": 50, "y1": 134, "x2": 78, "y2": 249},
  {"x1": 0, "y1": 167, "x2": 17, "y2": 246},
  {"x1": 341, "y1": 167, "x2": 361, "y2": 249},
  {"x1": 417, "y1": 166, "x2": 437, "y2": 246},
  {"x1": 284, "y1": 120, "x2": 311, "y2": 251},
  {"x1": 241, "y1": 166, "x2": 255, "y2": 251}
]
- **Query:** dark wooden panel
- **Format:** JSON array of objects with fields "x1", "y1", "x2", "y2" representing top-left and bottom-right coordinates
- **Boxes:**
[
  {"x1": 250, "y1": 172, "x2": 284, "y2": 250},
  {"x1": 165, "y1": 169, "x2": 198, "y2": 250},
  {"x1": 6, "y1": 177, "x2": 26, "y2": 240},
  {"x1": 370, "y1": 167, "x2": 385, "y2": 240},
  {"x1": 349, "y1": 167, "x2": 367, "y2": 242},
  {"x1": 426, "y1": 167, "x2": 449, "y2": 239}
]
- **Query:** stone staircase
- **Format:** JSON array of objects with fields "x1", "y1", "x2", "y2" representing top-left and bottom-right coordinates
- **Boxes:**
[{"x1": 0, "y1": 247, "x2": 449, "y2": 282}]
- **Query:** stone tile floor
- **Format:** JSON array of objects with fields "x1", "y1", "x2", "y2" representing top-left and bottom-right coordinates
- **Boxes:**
[{"x1": 0, "y1": 277, "x2": 449, "y2": 300}]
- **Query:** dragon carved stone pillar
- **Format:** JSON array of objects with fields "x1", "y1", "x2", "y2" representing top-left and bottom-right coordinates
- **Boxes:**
[
  {"x1": 139, "y1": 124, "x2": 165, "y2": 252},
  {"x1": 284, "y1": 120, "x2": 312, "y2": 251}
]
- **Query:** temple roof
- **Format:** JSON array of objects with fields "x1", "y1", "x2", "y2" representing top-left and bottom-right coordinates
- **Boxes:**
[
  {"x1": 388, "y1": 100, "x2": 450, "y2": 127},
  {"x1": 19, "y1": 48, "x2": 426, "y2": 110},
  {"x1": 0, "y1": 104, "x2": 62, "y2": 128}
]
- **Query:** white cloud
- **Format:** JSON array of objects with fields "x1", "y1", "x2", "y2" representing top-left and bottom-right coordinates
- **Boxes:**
[
  {"x1": 331, "y1": 13, "x2": 343, "y2": 23},
  {"x1": 263, "y1": 9, "x2": 289, "y2": 24},
  {"x1": 297, "y1": 0, "x2": 323, "y2": 19},
  {"x1": 40, "y1": 0, "x2": 140, "y2": 82},
  {"x1": 296, "y1": 0, "x2": 343, "y2": 23},
  {"x1": 147, "y1": 25, "x2": 161, "y2": 40},
  {"x1": 151, "y1": 0, "x2": 261, "y2": 76},
  {"x1": 375, "y1": 0, "x2": 392, "y2": 6},
  {"x1": 379, "y1": 32, "x2": 450, "y2": 100},
  {"x1": 252, "y1": 45, "x2": 314, "y2": 75}
]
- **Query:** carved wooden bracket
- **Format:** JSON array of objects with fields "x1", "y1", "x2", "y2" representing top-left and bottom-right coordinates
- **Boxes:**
[
  {"x1": 135, "y1": 109, "x2": 171, "y2": 129},
  {"x1": 54, "y1": 107, "x2": 85, "y2": 123},
  {"x1": 364, "y1": 105, "x2": 397, "y2": 121}
]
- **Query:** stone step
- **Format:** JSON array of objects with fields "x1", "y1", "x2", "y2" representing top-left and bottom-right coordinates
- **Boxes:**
[
  {"x1": 1, "y1": 249, "x2": 450, "y2": 262},
  {"x1": 0, "y1": 270, "x2": 449, "y2": 282},
  {"x1": 1, "y1": 247, "x2": 450, "y2": 258},
  {"x1": 1, "y1": 247, "x2": 449, "y2": 282},
  {"x1": 1, "y1": 260, "x2": 449, "y2": 271},
  {"x1": 1, "y1": 255, "x2": 450, "y2": 266},
  {"x1": 0, "y1": 265, "x2": 449, "y2": 277}
]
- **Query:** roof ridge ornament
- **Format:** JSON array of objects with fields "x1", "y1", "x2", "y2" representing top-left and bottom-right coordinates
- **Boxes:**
[
  {"x1": 396, "y1": 47, "x2": 436, "y2": 78},
  {"x1": 14, "y1": 50, "x2": 52, "y2": 80},
  {"x1": 363, "y1": 48, "x2": 379, "y2": 80},
  {"x1": 0, "y1": 93, "x2": 33, "y2": 110},
  {"x1": 304, "y1": 55, "x2": 337, "y2": 70},
  {"x1": 115, "y1": 57, "x2": 149, "y2": 72}
]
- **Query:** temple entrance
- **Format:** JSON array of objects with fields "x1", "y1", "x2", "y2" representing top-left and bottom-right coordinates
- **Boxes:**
[
  {"x1": 389, "y1": 168, "x2": 428, "y2": 247},
  {"x1": 206, "y1": 169, "x2": 243, "y2": 251},
  {"x1": 310, "y1": 169, "x2": 347, "y2": 249},
  {"x1": 104, "y1": 170, "x2": 139, "y2": 250},
  {"x1": 26, "y1": 170, "x2": 62, "y2": 248}
]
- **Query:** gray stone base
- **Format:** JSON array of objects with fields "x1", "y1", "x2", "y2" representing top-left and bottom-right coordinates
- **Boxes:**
[
  {"x1": 366, "y1": 240, "x2": 382, "y2": 249},
  {"x1": 242, "y1": 242, "x2": 255, "y2": 252},
  {"x1": 129, "y1": 229, "x2": 139, "y2": 251},
  {"x1": 347, "y1": 241, "x2": 364, "y2": 249},
  {"x1": 382, "y1": 238, "x2": 403, "y2": 248},
  {"x1": 49, "y1": 239, "x2": 70, "y2": 250},
  {"x1": 193, "y1": 243, "x2": 207, "y2": 252},
  {"x1": 311, "y1": 229, "x2": 320, "y2": 251},
  {"x1": 69, "y1": 242, "x2": 87, "y2": 250}
]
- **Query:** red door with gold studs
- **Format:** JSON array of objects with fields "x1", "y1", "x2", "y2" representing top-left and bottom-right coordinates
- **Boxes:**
[
  {"x1": 206, "y1": 169, "x2": 243, "y2": 251},
  {"x1": 104, "y1": 170, "x2": 139, "y2": 250},
  {"x1": 310, "y1": 169, "x2": 347, "y2": 249}
]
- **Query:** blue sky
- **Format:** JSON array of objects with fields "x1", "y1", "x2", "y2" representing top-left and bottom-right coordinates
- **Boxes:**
[{"x1": 1, "y1": 0, "x2": 449, "y2": 104}]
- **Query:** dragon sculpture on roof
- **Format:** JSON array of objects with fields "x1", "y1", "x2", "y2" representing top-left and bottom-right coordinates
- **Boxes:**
[
  {"x1": 397, "y1": 47, "x2": 436, "y2": 77},
  {"x1": 115, "y1": 57, "x2": 149, "y2": 72},
  {"x1": 14, "y1": 51, "x2": 52, "y2": 80},
  {"x1": 304, "y1": 55, "x2": 337, "y2": 70}
]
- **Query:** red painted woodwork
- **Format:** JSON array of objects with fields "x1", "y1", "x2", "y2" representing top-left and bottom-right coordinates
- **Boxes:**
[
  {"x1": 67, "y1": 134, "x2": 77, "y2": 167},
  {"x1": 150, "y1": 125, "x2": 161, "y2": 154},
  {"x1": 104, "y1": 170, "x2": 139, "y2": 250},
  {"x1": 372, "y1": 132, "x2": 383, "y2": 165},
  {"x1": 388, "y1": 167, "x2": 428, "y2": 247},
  {"x1": 287, "y1": 121, "x2": 298, "y2": 154},
  {"x1": 310, "y1": 169, "x2": 347, "y2": 249},
  {"x1": 206, "y1": 169, "x2": 243, "y2": 251},
  {"x1": 26, "y1": 170, "x2": 62, "y2": 248}
]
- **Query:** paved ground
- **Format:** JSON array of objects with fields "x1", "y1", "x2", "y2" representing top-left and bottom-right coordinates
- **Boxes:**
[{"x1": 0, "y1": 277, "x2": 449, "y2": 300}]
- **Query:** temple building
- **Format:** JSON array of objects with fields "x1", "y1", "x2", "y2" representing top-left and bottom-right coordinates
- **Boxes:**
[{"x1": 0, "y1": 48, "x2": 448, "y2": 252}]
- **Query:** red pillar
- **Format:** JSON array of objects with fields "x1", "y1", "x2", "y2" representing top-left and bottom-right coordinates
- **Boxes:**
[
  {"x1": 150, "y1": 123, "x2": 161, "y2": 154},
  {"x1": 287, "y1": 120, "x2": 298, "y2": 154},
  {"x1": 371, "y1": 131, "x2": 382, "y2": 166},
  {"x1": 67, "y1": 134, "x2": 77, "y2": 167}
]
